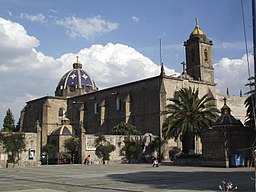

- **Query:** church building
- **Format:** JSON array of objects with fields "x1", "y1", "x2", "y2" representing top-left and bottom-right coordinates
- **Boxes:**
[{"x1": 19, "y1": 20, "x2": 246, "y2": 163}]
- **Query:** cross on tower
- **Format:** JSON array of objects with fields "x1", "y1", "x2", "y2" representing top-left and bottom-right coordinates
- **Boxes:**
[
  {"x1": 76, "y1": 56, "x2": 79, "y2": 63},
  {"x1": 181, "y1": 61, "x2": 186, "y2": 73}
]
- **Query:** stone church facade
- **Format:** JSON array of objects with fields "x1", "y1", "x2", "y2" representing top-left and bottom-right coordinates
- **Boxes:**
[{"x1": 19, "y1": 21, "x2": 246, "y2": 164}]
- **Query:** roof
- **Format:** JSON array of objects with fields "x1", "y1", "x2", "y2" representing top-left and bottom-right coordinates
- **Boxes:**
[
  {"x1": 50, "y1": 125, "x2": 77, "y2": 136},
  {"x1": 190, "y1": 18, "x2": 206, "y2": 38},
  {"x1": 212, "y1": 97, "x2": 243, "y2": 127}
]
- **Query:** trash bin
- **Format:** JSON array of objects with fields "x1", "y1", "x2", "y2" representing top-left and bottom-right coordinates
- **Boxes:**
[{"x1": 230, "y1": 154, "x2": 245, "y2": 167}]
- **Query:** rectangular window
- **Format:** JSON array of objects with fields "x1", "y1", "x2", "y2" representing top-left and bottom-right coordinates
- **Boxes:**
[
  {"x1": 116, "y1": 98, "x2": 121, "y2": 111},
  {"x1": 94, "y1": 103, "x2": 99, "y2": 114}
]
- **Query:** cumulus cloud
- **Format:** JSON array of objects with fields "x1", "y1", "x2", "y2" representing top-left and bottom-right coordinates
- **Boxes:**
[
  {"x1": 214, "y1": 54, "x2": 253, "y2": 95},
  {"x1": 56, "y1": 16, "x2": 119, "y2": 39},
  {"x1": 58, "y1": 43, "x2": 176, "y2": 88},
  {"x1": 0, "y1": 17, "x2": 175, "y2": 127},
  {"x1": 20, "y1": 13, "x2": 47, "y2": 23},
  {"x1": 2, "y1": 16, "x2": 250, "y2": 129}
]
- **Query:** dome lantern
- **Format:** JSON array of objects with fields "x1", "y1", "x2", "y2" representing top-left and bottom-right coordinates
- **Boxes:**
[{"x1": 190, "y1": 18, "x2": 206, "y2": 37}]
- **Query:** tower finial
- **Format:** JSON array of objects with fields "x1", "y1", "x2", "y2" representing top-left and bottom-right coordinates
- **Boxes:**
[
  {"x1": 195, "y1": 18, "x2": 199, "y2": 26},
  {"x1": 181, "y1": 61, "x2": 186, "y2": 73},
  {"x1": 223, "y1": 97, "x2": 227, "y2": 105},
  {"x1": 76, "y1": 56, "x2": 79, "y2": 63}
]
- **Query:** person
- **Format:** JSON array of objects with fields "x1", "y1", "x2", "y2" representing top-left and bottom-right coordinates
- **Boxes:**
[
  {"x1": 84, "y1": 155, "x2": 91, "y2": 165},
  {"x1": 152, "y1": 156, "x2": 159, "y2": 167}
]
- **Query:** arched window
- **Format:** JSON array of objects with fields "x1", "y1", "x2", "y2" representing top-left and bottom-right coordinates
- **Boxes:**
[
  {"x1": 204, "y1": 49, "x2": 208, "y2": 62},
  {"x1": 69, "y1": 85, "x2": 75, "y2": 92},
  {"x1": 58, "y1": 108, "x2": 65, "y2": 118},
  {"x1": 116, "y1": 97, "x2": 121, "y2": 111},
  {"x1": 174, "y1": 91, "x2": 179, "y2": 100}
]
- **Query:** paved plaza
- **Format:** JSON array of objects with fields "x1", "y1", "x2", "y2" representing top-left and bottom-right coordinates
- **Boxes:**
[{"x1": 0, "y1": 163, "x2": 254, "y2": 192}]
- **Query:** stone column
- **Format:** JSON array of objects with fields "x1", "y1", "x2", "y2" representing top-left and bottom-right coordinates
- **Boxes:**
[
  {"x1": 77, "y1": 104, "x2": 85, "y2": 164},
  {"x1": 35, "y1": 120, "x2": 42, "y2": 166},
  {"x1": 124, "y1": 94, "x2": 131, "y2": 123}
]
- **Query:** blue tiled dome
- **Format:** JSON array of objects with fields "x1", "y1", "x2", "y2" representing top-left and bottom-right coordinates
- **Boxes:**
[
  {"x1": 50, "y1": 125, "x2": 77, "y2": 136},
  {"x1": 213, "y1": 98, "x2": 242, "y2": 127},
  {"x1": 55, "y1": 58, "x2": 98, "y2": 97}
]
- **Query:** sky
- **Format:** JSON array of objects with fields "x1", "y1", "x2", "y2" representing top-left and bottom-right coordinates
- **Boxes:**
[{"x1": 0, "y1": 0, "x2": 254, "y2": 127}]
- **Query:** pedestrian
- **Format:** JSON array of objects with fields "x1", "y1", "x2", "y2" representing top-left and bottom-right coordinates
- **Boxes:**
[
  {"x1": 152, "y1": 156, "x2": 159, "y2": 167},
  {"x1": 84, "y1": 155, "x2": 91, "y2": 165}
]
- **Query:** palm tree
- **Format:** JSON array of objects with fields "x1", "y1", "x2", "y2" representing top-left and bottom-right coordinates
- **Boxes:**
[
  {"x1": 244, "y1": 76, "x2": 256, "y2": 132},
  {"x1": 162, "y1": 87, "x2": 219, "y2": 154},
  {"x1": 244, "y1": 92, "x2": 256, "y2": 130}
]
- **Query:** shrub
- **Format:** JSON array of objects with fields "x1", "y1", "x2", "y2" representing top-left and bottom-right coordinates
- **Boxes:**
[{"x1": 95, "y1": 134, "x2": 116, "y2": 162}]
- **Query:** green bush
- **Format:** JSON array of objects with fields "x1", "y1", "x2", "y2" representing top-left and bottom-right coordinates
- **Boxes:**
[
  {"x1": 122, "y1": 138, "x2": 140, "y2": 162},
  {"x1": 95, "y1": 134, "x2": 116, "y2": 162},
  {"x1": 169, "y1": 147, "x2": 181, "y2": 161}
]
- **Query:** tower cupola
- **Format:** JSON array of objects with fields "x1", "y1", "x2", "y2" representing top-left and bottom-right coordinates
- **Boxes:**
[{"x1": 184, "y1": 18, "x2": 214, "y2": 84}]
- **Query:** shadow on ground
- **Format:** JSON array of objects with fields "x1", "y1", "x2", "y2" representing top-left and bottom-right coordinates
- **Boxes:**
[{"x1": 107, "y1": 169, "x2": 254, "y2": 191}]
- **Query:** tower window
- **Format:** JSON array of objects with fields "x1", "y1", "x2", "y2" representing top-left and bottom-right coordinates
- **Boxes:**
[
  {"x1": 204, "y1": 49, "x2": 208, "y2": 61},
  {"x1": 94, "y1": 103, "x2": 99, "y2": 114},
  {"x1": 116, "y1": 98, "x2": 121, "y2": 111},
  {"x1": 58, "y1": 108, "x2": 65, "y2": 118}
]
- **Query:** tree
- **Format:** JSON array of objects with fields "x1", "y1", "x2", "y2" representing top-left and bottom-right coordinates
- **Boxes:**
[
  {"x1": 244, "y1": 78, "x2": 256, "y2": 132},
  {"x1": 121, "y1": 138, "x2": 140, "y2": 162},
  {"x1": 2, "y1": 108, "x2": 15, "y2": 132},
  {"x1": 112, "y1": 121, "x2": 140, "y2": 136},
  {"x1": 42, "y1": 144, "x2": 58, "y2": 159},
  {"x1": 244, "y1": 93, "x2": 256, "y2": 129},
  {"x1": 64, "y1": 136, "x2": 79, "y2": 163},
  {"x1": 162, "y1": 87, "x2": 219, "y2": 154},
  {"x1": 147, "y1": 137, "x2": 166, "y2": 156},
  {"x1": 94, "y1": 134, "x2": 115, "y2": 163},
  {"x1": 0, "y1": 132, "x2": 26, "y2": 164},
  {"x1": 112, "y1": 122, "x2": 141, "y2": 162}
]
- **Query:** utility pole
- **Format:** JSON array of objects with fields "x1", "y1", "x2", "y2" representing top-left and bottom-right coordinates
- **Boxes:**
[{"x1": 252, "y1": 1, "x2": 256, "y2": 190}]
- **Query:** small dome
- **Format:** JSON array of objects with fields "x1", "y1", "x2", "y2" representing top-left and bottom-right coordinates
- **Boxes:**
[
  {"x1": 50, "y1": 125, "x2": 77, "y2": 136},
  {"x1": 213, "y1": 98, "x2": 242, "y2": 127},
  {"x1": 55, "y1": 57, "x2": 98, "y2": 97},
  {"x1": 190, "y1": 18, "x2": 206, "y2": 38},
  {"x1": 190, "y1": 26, "x2": 205, "y2": 36}
]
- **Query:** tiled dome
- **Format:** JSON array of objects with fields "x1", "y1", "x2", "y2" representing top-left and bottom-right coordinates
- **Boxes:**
[
  {"x1": 213, "y1": 98, "x2": 242, "y2": 127},
  {"x1": 50, "y1": 125, "x2": 77, "y2": 136},
  {"x1": 55, "y1": 57, "x2": 98, "y2": 97}
]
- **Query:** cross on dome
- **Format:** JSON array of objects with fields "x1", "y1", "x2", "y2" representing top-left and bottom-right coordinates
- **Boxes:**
[{"x1": 195, "y1": 18, "x2": 199, "y2": 26}]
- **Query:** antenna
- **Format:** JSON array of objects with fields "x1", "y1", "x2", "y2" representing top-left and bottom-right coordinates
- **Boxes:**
[{"x1": 159, "y1": 38, "x2": 163, "y2": 65}]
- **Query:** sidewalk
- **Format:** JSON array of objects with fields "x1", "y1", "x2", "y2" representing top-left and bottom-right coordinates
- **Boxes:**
[{"x1": 0, "y1": 163, "x2": 254, "y2": 191}]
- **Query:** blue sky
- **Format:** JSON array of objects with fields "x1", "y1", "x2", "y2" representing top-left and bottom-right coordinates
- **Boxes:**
[
  {"x1": 0, "y1": 0, "x2": 254, "y2": 126},
  {"x1": 0, "y1": 0, "x2": 252, "y2": 70}
]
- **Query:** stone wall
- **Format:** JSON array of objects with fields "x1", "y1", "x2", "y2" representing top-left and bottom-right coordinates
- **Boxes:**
[{"x1": 0, "y1": 132, "x2": 39, "y2": 168}]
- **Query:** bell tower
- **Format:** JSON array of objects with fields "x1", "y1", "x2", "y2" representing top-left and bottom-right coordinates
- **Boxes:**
[{"x1": 184, "y1": 19, "x2": 214, "y2": 84}]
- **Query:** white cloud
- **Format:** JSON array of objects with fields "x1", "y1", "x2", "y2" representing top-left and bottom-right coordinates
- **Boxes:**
[
  {"x1": 214, "y1": 54, "x2": 254, "y2": 95},
  {"x1": 0, "y1": 17, "x2": 176, "y2": 128},
  {"x1": 131, "y1": 16, "x2": 139, "y2": 23},
  {"x1": 56, "y1": 16, "x2": 119, "y2": 39},
  {"x1": 20, "y1": 13, "x2": 47, "y2": 23},
  {"x1": 58, "y1": 43, "x2": 176, "y2": 88},
  {"x1": 2, "y1": 16, "x2": 250, "y2": 130}
]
